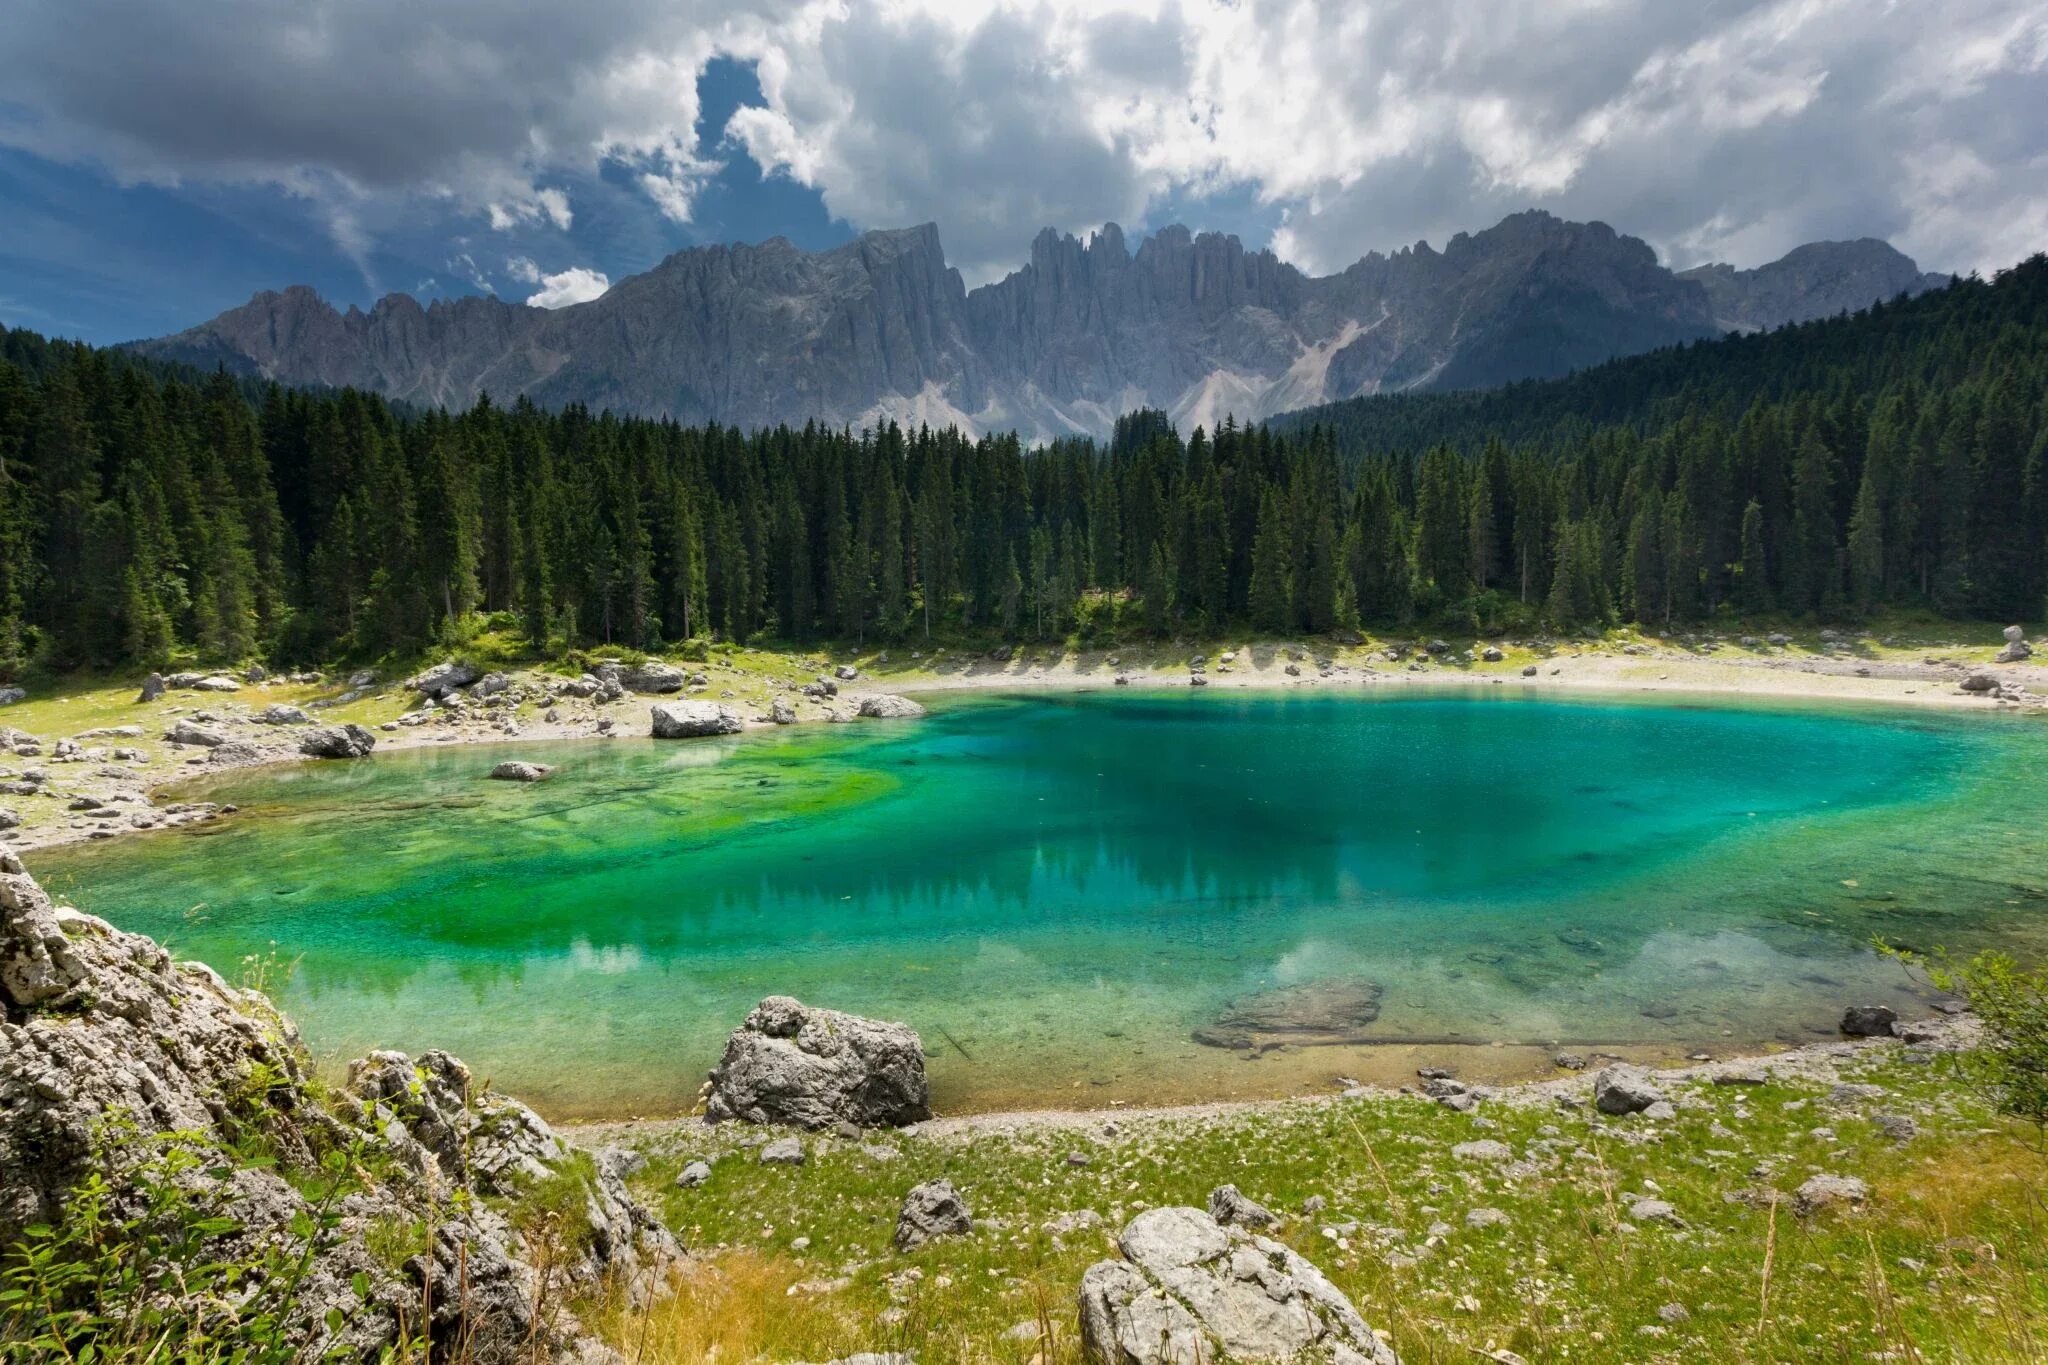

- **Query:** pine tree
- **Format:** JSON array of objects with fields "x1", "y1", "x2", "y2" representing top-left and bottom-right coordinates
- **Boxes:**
[
  {"x1": 1248, "y1": 491, "x2": 1292, "y2": 632},
  {"x1": 1737, "y1": 499, "x2": 1771, "y2": 615}
]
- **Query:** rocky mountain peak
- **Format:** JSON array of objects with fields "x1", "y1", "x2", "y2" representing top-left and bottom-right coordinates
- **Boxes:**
[
  {"x1": 1677, "y1": 238, "x2": 1949, "y2": 332},
  {"x1": 132, "y1": 212, "x2": 1951, "y2": 442}
]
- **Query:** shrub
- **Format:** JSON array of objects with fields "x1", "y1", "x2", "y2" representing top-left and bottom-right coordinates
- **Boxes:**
[{"x1": 1884, "y1": 944, "x2": 2048, "y2": 1145}]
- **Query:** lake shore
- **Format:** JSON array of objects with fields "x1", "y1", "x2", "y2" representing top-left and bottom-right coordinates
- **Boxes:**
[
  {"x1": 563, "y1": 1006, "x2": 1972, "y2": 1146},
  {"x1": 2, "y1": 628, "x2": 2041, "y2": 856}
]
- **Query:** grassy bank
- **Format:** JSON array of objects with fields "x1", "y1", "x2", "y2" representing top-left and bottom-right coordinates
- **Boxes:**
[{"x1": 582, "y1": 1036, "x2": 2047, "y2": 1364}]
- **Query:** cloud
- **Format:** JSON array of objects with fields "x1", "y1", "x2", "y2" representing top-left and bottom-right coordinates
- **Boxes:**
[
  {"x1": 0, "y1": 0, "x2": 2042, "y2": 294},
  {"x1": 523, "y1": 265, "x2": 610, "y2": 308}
]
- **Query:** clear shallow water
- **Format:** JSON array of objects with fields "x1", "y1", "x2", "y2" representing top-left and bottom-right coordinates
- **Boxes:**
[{"x1": 31, "y1": 690, "x2": 2048, "y2": 1118}]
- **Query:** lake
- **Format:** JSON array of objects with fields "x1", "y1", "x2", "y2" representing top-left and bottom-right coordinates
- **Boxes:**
[{"x1": 30, "y1": 689, "x2": 2048, "y2": 1118}]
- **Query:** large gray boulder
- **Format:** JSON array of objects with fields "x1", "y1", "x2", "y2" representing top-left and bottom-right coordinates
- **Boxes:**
[
  {"x1": 406, "y1": 659, "x2": 481, "y2": 697},
  {"x1": 705, "y1": 995, "x2": 931, "y2": 1129},
  {"x1": 650, "y1": 700, "x2": 744, "y2": 738},
  {"x1": 1078, "y1": 1205, "x2": 1398, "y2": 1364},
  {"x1": 855, "y1": 694, "x2": 928, "y2": 720},
  {"x1": 619, "y1": 660, "x2": 689, "y2": 693},
  {"x1": 0, "y1": 853, "x2": 671, "y2": 1361},
  {"x1": 299, "y1": 724, "x2": 376, "y2": 759}
]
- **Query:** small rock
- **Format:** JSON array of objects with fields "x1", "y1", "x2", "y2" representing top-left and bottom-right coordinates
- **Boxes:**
[
  {"x1": 676, "y1": 1160, "x2": 713, "y2": 1188},
  {"x1": 1840, "y1": 1004, "x2": 1898, "y2": 1037},
  {"x1": 1206, "y1": 1183, "x2": 1277, "y2": 1229},
  {"x1": 1626, "y1": 1197, "x2": 1685, "y2": 1228},
  {"x1": 894, "y1": 1178, "x2": 972, "y2": 1251},
  {"x1": 488, "y1": 761, "x2": 553, "y2": 782},
  {"x1": 759, "y1": 1137, "x2": 806, "y2": 1166},
  {"x1": 1452, "y1": 1139, "x2": 1513, "y2": 1165},
  {"x1": 1593, "y1": 1064, "x2": 1666, "y2": 1116},
  {"x1": 1792, "y1": 1174, "x2": 1868, "y2": 1216}
]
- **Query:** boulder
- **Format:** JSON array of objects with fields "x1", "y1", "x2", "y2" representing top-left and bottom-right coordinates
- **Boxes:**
[
  {"x1": 705, "y1": 995, "x2": 931, "y2": 1129},
  {"x1": 676, "y1": 1160, "x2": 713, "y2": 1188},
  {"x1": 836, "y1": 664, "x2": 860, "y2": 681},
  {"x1": 257, "y1": 703, "x2": 311, "y2": 725},
  {"x1": 856, "y1": 694, "x2": 927, "y2": 720},
  {"x1": 770, "y1": 696, "x2": 798, "y2": 725},
  {"x1": 298, "y1": 724, "x2": 376, "y2": 759},
  {"x1": 1592, "y1": 1064, "x2": 1666, "y2": 1116},
  {"x1": 488, "y1": 761, "x2": 554, "y2": 782},
  {"x1": 1481, "y1": 646, "x2": 1504, "y2": 662},
  {"x1": 597, "y1": 660, "x2": 689, "y2": 694},
  {"x1": 894, "y1": 1178, "x2": 972, "y2": 1251},
  {"x1": 406, "y1": 660, "x2": 481, "y2": 697},
  {"x1": 650, "y1": 701, "x2": 743, "y2": 739},
  {"x1": 137, "y1": 673, "x2": 167, "y2": 703},
  {"x1": 1960, "y1": 673, "x2": 2000, "y2": 693},
  {"x1": 0, "y1": 853, "x2": 671, "y2": 1361},
  {"x1": 1077, "y1": 1205, "x2": 1398, "y2": 1365},
  {"x1": 164, "y1": 719, "x2": 230, "y2": 747},
  {"x1": 190, "y1": 675, "x2": 241, "y2": 692},
  {"x1": 1840, "y1": 1004, "x2": 1898, "y2": 1037}
]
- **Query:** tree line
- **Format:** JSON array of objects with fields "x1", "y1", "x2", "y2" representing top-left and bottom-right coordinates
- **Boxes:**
[{"x1": 0, "y1": 253, "x2": 2043, "y2": 672}]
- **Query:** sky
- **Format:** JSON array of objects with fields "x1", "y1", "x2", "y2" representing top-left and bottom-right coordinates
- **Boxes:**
[{"x1": 1, "y1": 0, "x2": 2043, "y2": 346}]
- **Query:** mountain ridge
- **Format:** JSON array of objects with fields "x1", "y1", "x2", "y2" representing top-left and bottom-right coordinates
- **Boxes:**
[{"x1": 133, "y1": 212, "x2": 1949, "y2": 441}]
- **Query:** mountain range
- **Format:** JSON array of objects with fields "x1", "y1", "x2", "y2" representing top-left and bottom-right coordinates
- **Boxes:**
[{"x1": 132, "y1": 210, "x2": 1949, "y2": 442}]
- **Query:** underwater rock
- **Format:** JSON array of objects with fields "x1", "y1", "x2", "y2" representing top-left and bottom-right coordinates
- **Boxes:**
[
  {"x1": 489, "y1": 761, "x2": 554, "y2": 782},
  {"x1": 1192, "y1": 976, "x2": 1384, "y2": 1051}
]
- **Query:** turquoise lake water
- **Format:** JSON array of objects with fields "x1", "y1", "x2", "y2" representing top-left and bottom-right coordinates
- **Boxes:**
[{"x1": 30, "y1": 690, "x2": 2048, "y2": 1117}]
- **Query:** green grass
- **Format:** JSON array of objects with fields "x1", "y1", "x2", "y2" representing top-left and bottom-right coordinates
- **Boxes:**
[{"x1": 593, "y1": 1042, "x2": 2048, "y2": 1363}]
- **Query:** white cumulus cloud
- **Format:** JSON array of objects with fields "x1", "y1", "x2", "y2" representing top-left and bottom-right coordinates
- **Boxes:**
[
  {"x1": 522, "y1": 265, "x2": 611, "y2": 308},
  {"x1": 0, "y1": 0, "x2": 2042, "y2": 289}
]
